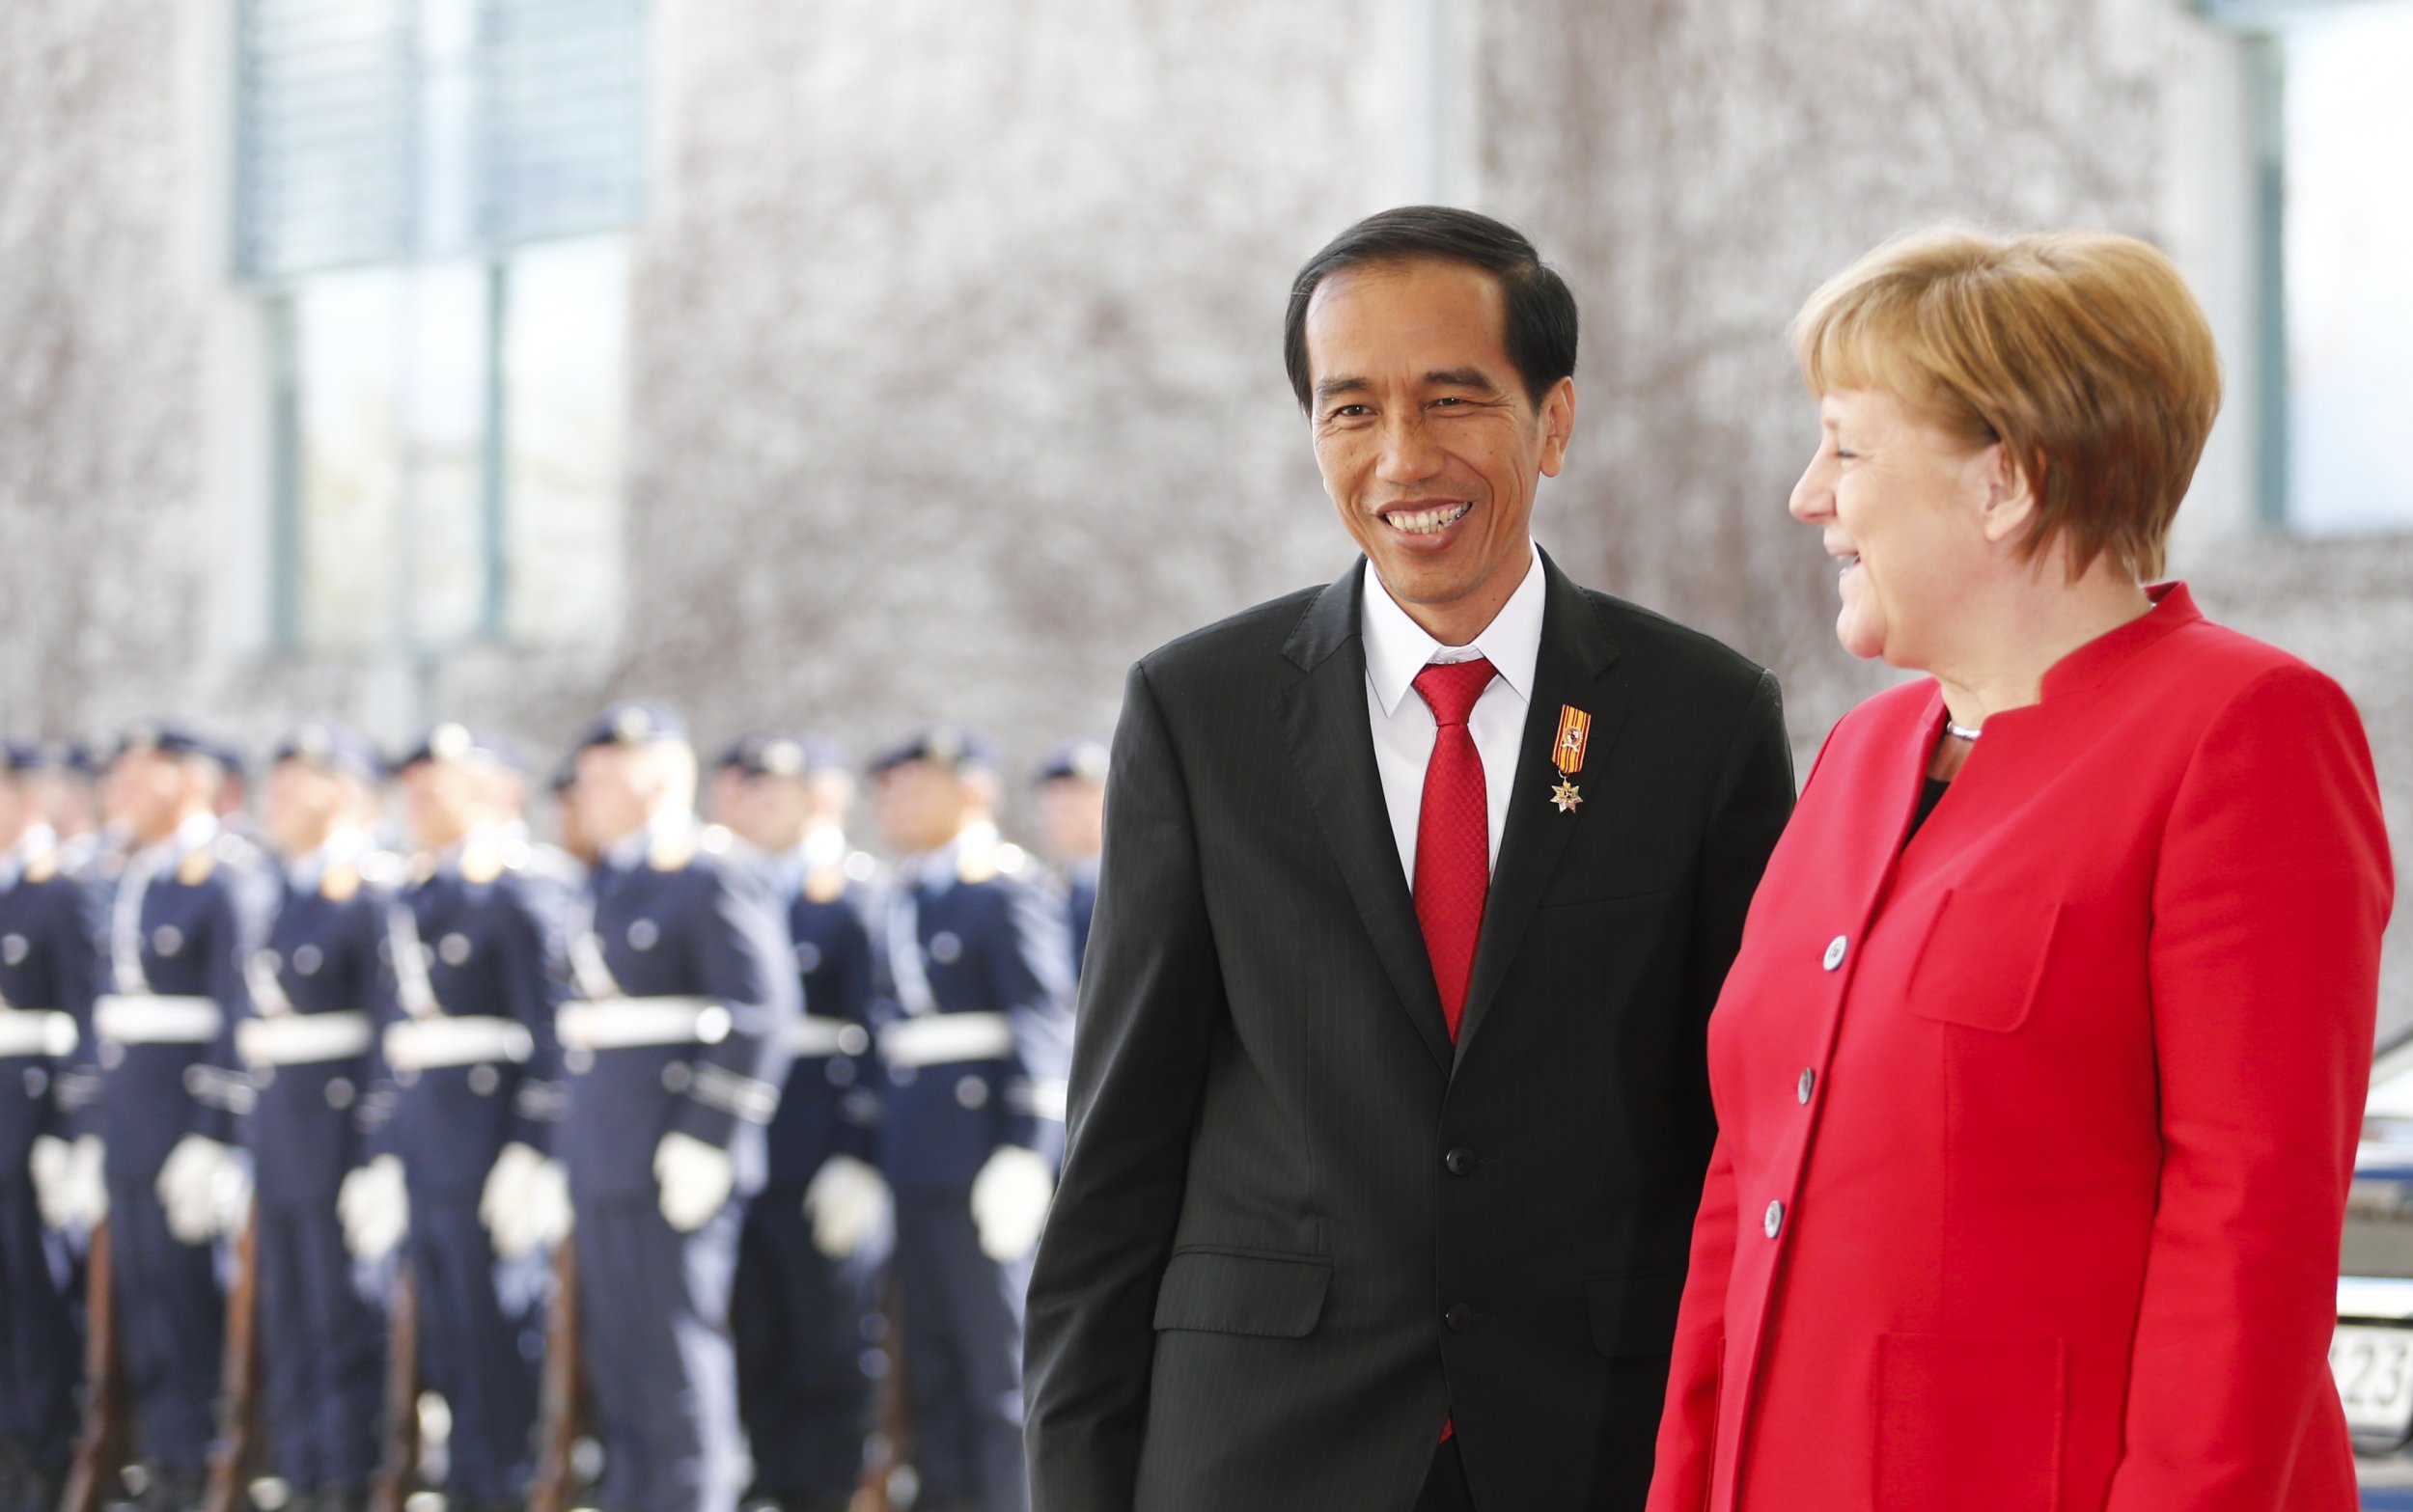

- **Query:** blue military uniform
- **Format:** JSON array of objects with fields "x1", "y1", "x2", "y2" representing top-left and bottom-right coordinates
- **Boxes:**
[
  {"x1": 715, "y1": 733, "x2": 887, "y2": 1512},
  {"x1": 238, "y1": 728, "x2": 395, "y2": 1509},
  {"x1": 0, "y1": 745, "x2": 97, "y2": 1512},
  {"x1": 871, "y1": 729, "x2": 1073, "y2": 1512},
  {"x1": 381, "y1": 725, "x2": 573, "y2": 1512},
  {"x1": 1030, "y1": 740, "x2": 1108, "y2": 977},
  {"x1": 91, "y1": 726, "x2": 273, "y2": 1504},
  {"x1": 560, "y1": 703, "x2": 799, "y2": 1512}
]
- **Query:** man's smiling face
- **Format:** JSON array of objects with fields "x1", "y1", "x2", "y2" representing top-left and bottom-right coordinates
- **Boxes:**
[{"x1": 1304, "y1": 258, "x2": 1573, "y2": 641}]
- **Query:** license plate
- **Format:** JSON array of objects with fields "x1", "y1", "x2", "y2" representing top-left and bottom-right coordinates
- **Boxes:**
[{"x1": 2333, "y1": 1323, "x2": 2413, "y2": 1442}]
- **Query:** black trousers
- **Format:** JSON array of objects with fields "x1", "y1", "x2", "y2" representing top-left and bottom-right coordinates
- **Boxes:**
[
  {"x1": 892, "y1": 1190, "x2": 1028, "y2": 1512},
  {"x1": 0, "y1": 1174, "x2": 78, "y2": 1473},
  {"x1": 732, "y1": 1188, "x2": 885, "y2": 1502},
  {"x1": 256, "y1": 1196, "x2": 384, "y2": 1490},
  {"x1": 107, "y1": 1174, "x2": 223, "y2": 1474},
  {"x1": 573, "y1": 1196, "x2": 743, "y2": 1512},
  {"x1": 1413, "y1": 1435, "x2": 1476, "y2": 1512},
  {"x1": 407, "y1": 1197, "x2": 540, "y2": 1504}
]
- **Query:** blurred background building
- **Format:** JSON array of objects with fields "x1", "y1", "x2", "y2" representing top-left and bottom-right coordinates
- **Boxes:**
[{"x1": 0, "y1": 0, "x2": 2406, "y2": 1029}]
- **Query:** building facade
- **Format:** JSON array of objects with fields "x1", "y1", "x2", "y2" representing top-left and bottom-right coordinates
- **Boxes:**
[{"x1": 1, "y1": 0, "x2": 2405, "y2": 1027}]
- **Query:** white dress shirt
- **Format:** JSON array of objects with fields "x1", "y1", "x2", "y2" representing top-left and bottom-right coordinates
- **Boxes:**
[{"x1": 1361, "y1": 542, "x2": 1546, "y2": 882}]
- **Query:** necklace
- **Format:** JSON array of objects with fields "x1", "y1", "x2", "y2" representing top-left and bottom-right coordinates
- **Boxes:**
[{"x1": 1945, "y1": 721, "x2": 1983, "y2": 742}]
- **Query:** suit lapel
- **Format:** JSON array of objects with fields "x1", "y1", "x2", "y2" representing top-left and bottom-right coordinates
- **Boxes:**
[
  {"x1": 1452, "y1": 554, "x2": 1625, "y2": 1066},
  {"x1": 1274, "y1": 564, "x2": 1455, "y2": 1069}
]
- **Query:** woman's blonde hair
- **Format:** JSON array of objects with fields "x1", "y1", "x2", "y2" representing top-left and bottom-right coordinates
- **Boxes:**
[{"x1": 1790, "y1": 226, "x2": 2221, "y2": 581}]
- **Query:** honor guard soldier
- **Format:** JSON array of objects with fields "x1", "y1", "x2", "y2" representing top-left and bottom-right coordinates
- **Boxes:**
[
  {"x1": 1029, "y1": 740, "x2": 1108, "y2": 977},
  {"x1": 550, "y1": 752, "x2": 599, "y2": 868},
  {"x1": 564, "y1": 701, "x2": 799, "y2": 1512},
  {"x1": 712, "y1": 732, "x2": 887, "y2": 1512},
  {"x1": 868, "y1": 727, "x2": 1073, "y2": 1512},
  {"x1": 243, "y1": 727, "x2": 398, "y2": 1512},
  {"x1": 2, "y1": 744, "x2": 98, "y2": 1512},
  {"x1": 91, "y1": 723, "x2": 273, "y2": 1512},
  {"x1": 346, "y1": 724, "x2": 573, "y2": 1512}
]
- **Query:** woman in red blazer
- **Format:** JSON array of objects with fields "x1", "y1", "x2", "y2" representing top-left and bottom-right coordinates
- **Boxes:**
[{"x1": 1647, "y1": 227, "x2": 2395, "y2": 1512}]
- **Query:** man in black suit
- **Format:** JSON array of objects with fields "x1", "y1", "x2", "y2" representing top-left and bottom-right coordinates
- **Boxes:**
[{"x1": 1023, "y1": 207, "x2": 1795, "y2": 1512}]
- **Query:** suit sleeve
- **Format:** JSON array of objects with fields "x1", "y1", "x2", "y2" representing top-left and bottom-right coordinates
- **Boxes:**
[
  {"x1": 667, "y1": 859, "x2": 800, "y2": 1151},
  {"x1": 1681, "y1": 669, "x2": 1793, "y2": 1056},
  {"x1": 2100, "y1": 665, "x2": 2394, "y2": 1511},
  {"x1": 194, "y1": 865, "x2": 272, "y2": 1146},
  {"x1": 985, "y1": 872, "x2": 1075, "y2": 1156},
  {"x1": 1025, "y1": 661, "x2": 1225, "y2": 1512},
  {"x1": 1647, "y1": 669, "x2": 1793, "y2": 1511},
  {"x1": 827, "y1": 901, "x2": 883, "y2": 1165},
  {"x1": 495, "y1": 874, "x2": 570, "y2": 1153},
  {"x1": 357, "y1": 893, "x2": 403, "y2": 1166},
  {"x1": 50, "y1": 875, "x2": 104, "y2": 1141}
]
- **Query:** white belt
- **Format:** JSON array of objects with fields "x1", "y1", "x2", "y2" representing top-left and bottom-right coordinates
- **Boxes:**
[
  {"x1": 789, "y1": 1015, "x2": 870, "y2": 1058},
  {"x1": 95, "y1": 994, "x2": 223, "y2": 1045},
  {"x1": 384, "y1": 1016, "x2": 535, "y2": 1072},
  {"x1": 236, "y1": 1012, "x2": 374, "y2": 1066},
  {"x1": 558, "y1": 997, "x2": 727, "y2": 1051},
  {"x1": 0, "y1": 1008, "x2": 76, "y2": 1058},
  {"x1": 882, "y1": 1011, "x2": 1014, "y2": 1068}
]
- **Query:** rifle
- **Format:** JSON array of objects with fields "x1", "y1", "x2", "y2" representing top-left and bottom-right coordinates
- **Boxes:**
[
  {"x1": 204, "y1": 1205, "x2": 265, "y2": 1512},
  {"x1": 851, "y1": 1276, "x2": 909, "y2": 1512},
  {"x1": 527, "y1": 1236, "x2": 590, "y2": 1512},
  {"x1": 367, "y1": 1258, "x2": 421, "y2": 1512},
  {"x1": 61, "y1": 1220, "x2": 129, "y2": 1512}
]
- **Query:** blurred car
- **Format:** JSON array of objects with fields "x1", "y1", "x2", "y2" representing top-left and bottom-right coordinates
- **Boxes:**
[{"x1": 2338, "y1": 1033, "x2": 2413, "y2": 1454}]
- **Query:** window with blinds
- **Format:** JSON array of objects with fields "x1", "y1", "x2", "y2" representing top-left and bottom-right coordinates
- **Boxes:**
[
  {"x1": 2197, "y1": 0, "x2": 2413, "y2": 536},
  {"x1": 237, "y1": 0, "x2": 646, "y2": 279},
  {"x1": 239, "y1": 0, "x2": 644, "y2": 657}
]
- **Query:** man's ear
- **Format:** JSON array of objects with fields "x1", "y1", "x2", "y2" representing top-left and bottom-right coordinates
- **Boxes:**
[
  {"x1": 1974, "y1": 441, "x2": 2039, "y2": 547},
  {"x1": 1538, "y1": 377, "x2": 1576, "y2": 479}
]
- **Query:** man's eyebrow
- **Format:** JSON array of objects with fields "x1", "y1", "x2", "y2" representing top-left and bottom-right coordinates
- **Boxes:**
[
  {"x1": 1426, "y1": 367, "x2": 1500, "y2": 392},
  {"x1": 1314, "y1": 369, "x2": 1505, "y2": 404}
]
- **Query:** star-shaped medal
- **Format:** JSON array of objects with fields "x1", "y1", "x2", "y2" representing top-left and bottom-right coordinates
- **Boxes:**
[{"x1": 1551, "y1": 778, "x2": 1584, "y2": 813}]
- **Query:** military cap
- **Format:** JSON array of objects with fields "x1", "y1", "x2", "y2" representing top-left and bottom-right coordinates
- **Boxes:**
[
  {"x1": 713, "y1": 729, "x2": 850, "y2": 780},
  {"x1": 113, "y1": 720, "x2": 220, "y2": 765},
  {"x1": 1032, "y1": 737, "x2": 1110, "y2": 786},
  {"x1": 574, "y1": 700, "x2": 689, "y2": 752},
  {"x1": 208, "y1": 739, "x2": 251, "y2": 783},
  {"x1": 392, "y1": 722, "x2": 528, "y2": 774},
  {"x1": 869, "y1": 723, "x2": 1000, "y2": 777},
  {"x1": 271, "y1": 723, "x2": 386, "y2": 785}
]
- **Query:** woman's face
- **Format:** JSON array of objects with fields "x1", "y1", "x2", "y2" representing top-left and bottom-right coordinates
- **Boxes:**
[{"x1": 1789, "y1": 385, "x2": 2001, "y2": 668}]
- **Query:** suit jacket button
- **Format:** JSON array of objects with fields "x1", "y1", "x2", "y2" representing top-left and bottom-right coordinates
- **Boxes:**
[
  {"x1": 1822, "y1": 936, "x2": 1847, "y2": 971},
  {"x1": 1796, "y1": 1068, "x2": 1816, "y2": 1105},
  {"x1": 1444, "y1": 1147, "x2": 1476, "y2": 1176},
  {"x1": 1764, "y1": 1199, "x2": 1786, "y2": 1239},
  {"x1": 1445, "y1": 1304, "x2": 1475, "y2": 1333}
]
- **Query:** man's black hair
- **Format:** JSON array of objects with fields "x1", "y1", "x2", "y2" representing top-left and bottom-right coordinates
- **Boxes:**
[{"x1": 1283, "y1": 206, "x2": 1578, "y2": 411}]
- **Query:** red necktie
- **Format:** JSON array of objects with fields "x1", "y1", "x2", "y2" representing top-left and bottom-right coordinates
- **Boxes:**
[{"x1": 1412, "y1": 657, "x2": 1496, "y2": 1042}]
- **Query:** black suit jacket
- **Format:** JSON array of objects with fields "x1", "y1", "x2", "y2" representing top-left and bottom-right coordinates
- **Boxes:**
[{"x1": 1025, "y1": 551, "x2": 1794, "y2": 1512}]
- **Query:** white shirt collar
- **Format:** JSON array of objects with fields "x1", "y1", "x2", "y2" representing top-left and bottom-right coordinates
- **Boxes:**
[
  {"x1": 0, "y1": 825, "x2": 55, "y2": 889},
  {"x1": 604, "y1": 808, "x2": 691, "y2": 872},
  {"x1": 1360, "y1": 541, "x2": 1546, "y2": 717},
  {"x1": 904, "y1": 819, "x2": 998, "y2": 893},
  {"x1": 797, "y1": 825, "x2": 848, "y2": 873},
  {"x1": 134, "y1": 811, "x2": 220, "y2": 870},
  {"x1": 288, "y1": 827, "x2": 371, "y2": 891}
]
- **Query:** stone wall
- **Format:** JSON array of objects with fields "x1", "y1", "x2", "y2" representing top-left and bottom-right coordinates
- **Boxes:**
[{"x1": 0, "y1": 0, "x2": 2401, "y2": 1027}]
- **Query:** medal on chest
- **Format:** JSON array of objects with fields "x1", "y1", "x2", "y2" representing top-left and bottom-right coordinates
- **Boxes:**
[{"x1": 1551, "y1": 704, "x2": 1591, "y2": 813}]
